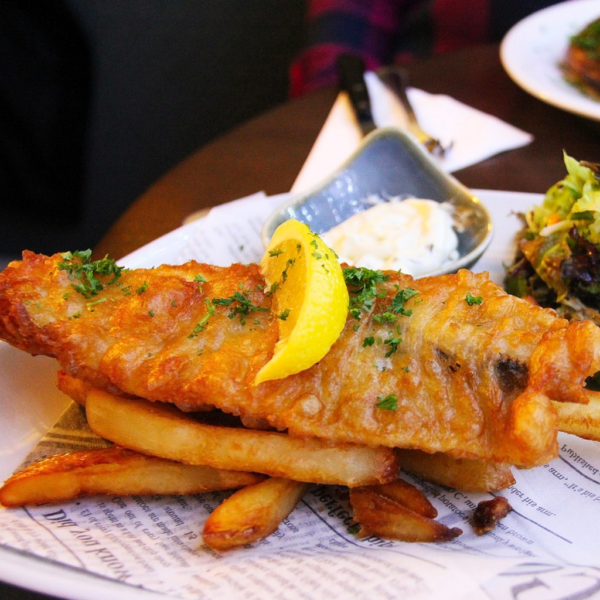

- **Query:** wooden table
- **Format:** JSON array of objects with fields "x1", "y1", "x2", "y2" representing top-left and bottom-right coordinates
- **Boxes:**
[
  {"x1": 4, "y1": 42, "x2": 600, "y2": 600},
  {"x1": 95, "y1": 43, "x2": 600, "y2": 261}
]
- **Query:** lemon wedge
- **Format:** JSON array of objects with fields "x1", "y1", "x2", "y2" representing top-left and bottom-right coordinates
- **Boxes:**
[{"x1": 254, "y1": 219, "x2": 349, "y2": 384}]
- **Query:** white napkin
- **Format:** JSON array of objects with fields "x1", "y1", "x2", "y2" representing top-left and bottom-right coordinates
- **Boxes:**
[{"x1": 292, "y1": 71, "x2": 533, "y2": 193}]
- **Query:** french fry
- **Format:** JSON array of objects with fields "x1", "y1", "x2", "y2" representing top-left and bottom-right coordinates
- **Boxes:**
[
  {"x1": 350, "y1": 485, "x2": 462, "y2": 543},
  {"x1": 554, "y1": 391, "x2": 600, "y2": 442},
  {"x1": 0, "y1": 446, "x2": 264, "y2": 507},
  {"x1": 365, "y1": 479, "x2": 437, "y2": 519},
  {"x1": 472, "y1": 496, "x2": 512, "y2": 535},
  {"x1": 85, "y1": 389, "x2": 398, "y2": 487},
  {"x1": 396, "y1": 449, "x2": 515, "y2": 492},
  {"x1": 203, "y1": 478, "x2": 308, "y2": 550}
]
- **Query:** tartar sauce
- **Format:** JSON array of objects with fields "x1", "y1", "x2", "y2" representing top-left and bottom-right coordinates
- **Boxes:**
[{"x1": 322, "y1": 199, "x2": 459, "y2": 276}]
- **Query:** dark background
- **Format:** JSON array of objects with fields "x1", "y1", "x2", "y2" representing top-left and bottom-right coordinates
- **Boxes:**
[{"x1": 0, "y1": 0, "x2": 306, "y2": 265}]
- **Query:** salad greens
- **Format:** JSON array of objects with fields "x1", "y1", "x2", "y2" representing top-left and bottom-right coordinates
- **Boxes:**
[{"x1": 505, "y1": 153, "x2": 600, "y2": 324}]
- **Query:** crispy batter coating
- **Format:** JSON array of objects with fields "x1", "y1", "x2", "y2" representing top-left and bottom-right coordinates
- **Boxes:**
[
  {"x1": 472, "y1": 496, "x2": 512, "y2": 535},
  {"x1": 2, "y1": 251, "x2": 600, "y2": 468}
]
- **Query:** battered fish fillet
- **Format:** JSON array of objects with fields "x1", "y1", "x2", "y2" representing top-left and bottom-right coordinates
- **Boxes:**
[{"x1": 2, "y1": 251, "x2": 600, "y2": 468}]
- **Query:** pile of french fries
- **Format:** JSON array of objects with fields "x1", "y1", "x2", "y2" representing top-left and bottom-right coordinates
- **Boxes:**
[{"x1": 1, "y1": 374, "x2": 599, "y2": 551}]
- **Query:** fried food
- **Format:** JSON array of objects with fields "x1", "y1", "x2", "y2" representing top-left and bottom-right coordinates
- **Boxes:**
[
  {"x1": 472, "y1": 497, "x2": 512, "y2": 536},
  {"x1": 0, "y1": 446, "x2": 264, "y2": 507},
  {"x1": 202, "y1": 478, "x2": 309, "y2": 550},
  {"x1": 2, "y1": 251, "x2": 600, "y2": 468},
  {"x1": 360, "y1": 479, "x2": 438, "y2": 519},
  {"x1": 396, "y1": 450, "x2": 515, "y2": 492},
  {"x1": 350, "y1": 482, "x2": 462, "y2": 543},
  {"x1": 85, "y1": 388, "x2": 397, "y2": 487},
  {"x1": 56, "y1": 369, "x2": 91, "y2": 405},
  {"x1": 553, "y1": 392, "x2": 600, "y2": 442}
]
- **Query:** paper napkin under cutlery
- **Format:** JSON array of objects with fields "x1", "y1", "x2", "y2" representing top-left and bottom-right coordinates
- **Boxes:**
[{"x1": 292, "y1": 71, "x2": 533, "y2": 193}]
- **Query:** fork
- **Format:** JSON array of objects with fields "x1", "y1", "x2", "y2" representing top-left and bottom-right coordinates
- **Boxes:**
[{"x1": 378, "y1": 66, "x2": 449, "y2": 158}]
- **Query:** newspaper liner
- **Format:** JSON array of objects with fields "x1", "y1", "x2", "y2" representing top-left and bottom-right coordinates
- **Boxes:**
[{"x1": 1, "y1": 192, "x2": 600, "y2": 600}]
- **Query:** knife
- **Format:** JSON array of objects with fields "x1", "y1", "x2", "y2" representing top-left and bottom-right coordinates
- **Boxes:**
[{"x1": 337, "y1": 53, "x2": 377, "y2": 136}]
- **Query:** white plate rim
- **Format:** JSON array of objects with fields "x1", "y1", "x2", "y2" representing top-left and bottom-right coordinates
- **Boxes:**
[
  {"x1": 500, "y1": 0, "x2": 600, "y2": 121},
  {"x1": 0, "y1": 189, "x2": 540, "y2": 600}
]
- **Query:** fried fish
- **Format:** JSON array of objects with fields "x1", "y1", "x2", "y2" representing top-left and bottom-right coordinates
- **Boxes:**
[{"x1": 2, "y1": 250, "x2": 599, "y2": 468}]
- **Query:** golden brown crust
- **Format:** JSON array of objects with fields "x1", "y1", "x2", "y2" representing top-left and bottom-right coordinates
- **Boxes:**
[
  {"x1": 0, "y1": 446, "x2": 266, "y2": 507},
  {"x1": 350, "y1": 485, "x2": 462, "y2": 542},
  {"x1": 56, "y1": 370, "x2": 91, "y2": 405},
  {"x1": 2, "y1": 252, "x2": 600, "y2": 468},
  {"x1": 472, "y1": 496, "x2": 512, "y2": 536},
  {"x1": 397, "y1": 450, "x2": 515, "y2": 492}
]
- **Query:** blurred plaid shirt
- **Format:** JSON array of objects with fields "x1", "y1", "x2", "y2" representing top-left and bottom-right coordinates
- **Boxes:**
[{"x1": 290, "y1": 0, "x2": 565, "y2": 96}]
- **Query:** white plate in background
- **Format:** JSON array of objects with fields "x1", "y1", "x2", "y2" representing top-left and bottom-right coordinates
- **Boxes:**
[{"x1": 501, "y1": 0, "x2": 600, "y2": 121}]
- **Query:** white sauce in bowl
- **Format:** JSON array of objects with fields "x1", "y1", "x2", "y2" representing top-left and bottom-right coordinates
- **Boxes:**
[{"x1": 322, "y1": 199, "x2": 459, "y2": 276}]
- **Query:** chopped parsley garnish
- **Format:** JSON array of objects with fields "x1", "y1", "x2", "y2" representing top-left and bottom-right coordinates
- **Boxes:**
[
  {"x1": 362, "y1": 336, "x2": 375, "y2": 347},
  {"x1": 58, "y1": 250, "x2": 124, "y2": 299},
  {"x1": 278, "y1": 308, "x2": 291, "y2": 321},
  {"x1": 212, "y1": 291, "x2": 268, "y2": 325},
  {"x1": 281, "y1": 259, "x2": 296, "y2": 282},
  {"x1": 311, "y1": 252, "x2": 322, "y2": 260},
  {"x1": 194, "y1": 274, "x2": 208, "y2": 293},
  {"x1": 136, "y1": 281, "x2": 149, "y2": 295},
  {"x1": 148, "y1": 310, "x2": 155, "y2": 317},
  {"x1": 86, "y1": 297, "x2": 107, "y2": 307},
  {"x1": 376, "y1": 394, "x2": 398, "y2": 411},
  {"x1": 373, "y1": 311, "x2": 396, "y2": 323},
  {"x1": 347, "y1": 523, "x2": 360, "y2": 535},
  {"x1": 465, "y1": 292, "x2": 483, "y2": 306},
  {"x1": 188, "y1": 299, "x2": 215, "y2": 337},
  {"x1": 266, "y1": 281, "x2": 280, "y2": 296},
  {"x1": 343, "y1": 267, "x2": 390, "y2": 319},
  {"x1": 384, "y1": 335, "x2": 402, "y2": 357},
  {"x1": 391, "y1": 288, "x2": 419, "y2": 316},
  {"x1": 268, "y1": 249, "x2": 283, "y2": 257},
  {"x1": 370, "y1": 287, "x2": 419, "y2": 322}
]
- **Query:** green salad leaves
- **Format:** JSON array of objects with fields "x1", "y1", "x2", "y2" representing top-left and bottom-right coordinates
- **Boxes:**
[{"x1": 505, "y1": 153, "x2": 600, "y2": 322}]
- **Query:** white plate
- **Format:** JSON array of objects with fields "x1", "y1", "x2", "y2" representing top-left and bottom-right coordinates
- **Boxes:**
[
  {"x1": 500, "y1": 0, "x2": 600, "y2": 121},
  {"x1": 0, "y1": 189, "x2": 539, "y2": 600}
]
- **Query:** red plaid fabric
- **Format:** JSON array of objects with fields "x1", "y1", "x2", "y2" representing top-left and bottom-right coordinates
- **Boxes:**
[{"x1": 290, "y1": 0, "x2": 566, "y2": 97}]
